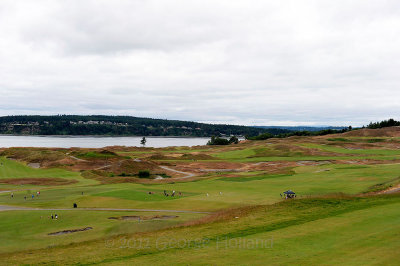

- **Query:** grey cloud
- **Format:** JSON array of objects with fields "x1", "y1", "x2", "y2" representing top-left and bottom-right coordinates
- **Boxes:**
[
  {"x1": 0, "y1": 0, "x2": 400, "y2": 126},
  {"x1": 19, "y1": 1, "x2": 237, "y2": 55}
]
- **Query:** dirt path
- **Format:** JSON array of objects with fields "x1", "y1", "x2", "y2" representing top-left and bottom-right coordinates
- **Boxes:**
[
  {"x1": 0, "y1": 205, "x2": 210, "y2": 214},
  {"x1": 200, "y1": 169, "x2": 239, "y2": 172},
  {"x1": 94, "y1": 164, "x2": 112, "y2": 170},
  {"x1": 0, "y1": 205, "x2": 32, "y2": 211},
  {"x1": 69, "y1": 156, "x2": 88, "y2": 162},
  {"x1": 159, "y1": 165, "x2": 196, "y2": 179}
]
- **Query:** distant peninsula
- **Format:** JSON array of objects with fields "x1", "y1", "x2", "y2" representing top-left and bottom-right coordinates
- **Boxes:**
[{"x1": 0, "y1": 115, "x2": 292, "y2": 137}]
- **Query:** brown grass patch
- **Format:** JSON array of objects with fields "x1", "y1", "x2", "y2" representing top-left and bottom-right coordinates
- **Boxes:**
[
  {"x1": 0, "y1": 148, "x2": 68, "y2": 164},
  {"x1": 0, "y1": 177, "x2": 77, "y2": 186},
  {"x1": 334, "y1": 126, "x2": 400, "y2": 137}
]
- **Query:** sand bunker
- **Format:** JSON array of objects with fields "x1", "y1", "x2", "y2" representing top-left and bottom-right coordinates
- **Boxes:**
[
  {"x1": 27, "y1": 163, "x2": 41, "y2": 168},
  {"x1": 48, "y1": 227, "x2": 93, "y2": 236},
  {"x1": 108, "y1": 215, "x2": 178, "y2": 221}
]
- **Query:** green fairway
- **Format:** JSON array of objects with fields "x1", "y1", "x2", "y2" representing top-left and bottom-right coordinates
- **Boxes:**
[
  {"x1": 1, "y1": 133, "x2": 400, "y2": 264},
  {"x1": 2, "y1": 161, "x2": 399, "y2": 211},
  {"x1": 0, "y1": 209, "x2": 203, "y2": 253},
  {"x1": 212, "y1": 147, "x2": 400, "y2": 162},
  {"x1": 94, "y1": 188, "x2": 196, "y2": 201},
  {"x1": 0, "y1": 156, "x2": 97, "y2": 189},
  {"x1": 114, "y1": 196, "x2": 400, "y2": 266},
  {"x1": 299, "y1": 143, "x2": 400, "y2": 156},
  {"x1": 2, "y1": 195, "x2": 399, "y2": 265},
  {"x1": 0, "y1": 157, "x2": 78, "y2": 179}
]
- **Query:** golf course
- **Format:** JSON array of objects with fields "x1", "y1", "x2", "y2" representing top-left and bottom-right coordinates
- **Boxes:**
[{"x1": 1, "y1": 127, "x2": 400, "y2": 265}]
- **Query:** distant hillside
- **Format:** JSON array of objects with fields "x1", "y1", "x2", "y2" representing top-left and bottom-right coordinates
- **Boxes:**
[
  {"x1": 254, "y1": 126, "x2": 348, "y2": 132},
  {"x1": 0, "y1": 115, "x2": 292, "y2": 137},
  {"x1": 338, "y1": 126, "x2": 400, "y2": 137}
]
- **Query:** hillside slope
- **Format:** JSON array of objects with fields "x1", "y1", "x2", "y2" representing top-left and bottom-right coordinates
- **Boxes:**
[{"x1": 340, "y1": 126, "x2": 400, "y2": 137}]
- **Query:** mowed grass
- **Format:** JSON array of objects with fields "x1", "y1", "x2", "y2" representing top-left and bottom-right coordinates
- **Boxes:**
[
  {"x1": 94, "y1": 189, "x2": 197, "y2": 201},
  {"x1": 118, "y1": 196, "x2": 400, "y2": 266},
  {"x1": 299, "y1": 143, "x2": 400, "y2": 156},
  {"x1": 0, "y1": 157, "x2": 96, "y2": 189},
  {"x1": 2, "y1": 195, "x2": 399, "y2": 265},
  {"x1": 1, "y1": 134, "x2": 400, "y2": 264},
  {"x1": 0, "y1": 209, "x2": 203, "y2": 253},
  {"x1": 2, "y1": 162, "x2": 399, "y2": 212},
  {"x1": 212, "y1": 143, "x2": 400, "y2": 162}
]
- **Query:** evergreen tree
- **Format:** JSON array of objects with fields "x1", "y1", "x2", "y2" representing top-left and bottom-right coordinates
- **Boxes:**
[{"x1": 140, "y1": 137, "x2": 147, "y2": 146}]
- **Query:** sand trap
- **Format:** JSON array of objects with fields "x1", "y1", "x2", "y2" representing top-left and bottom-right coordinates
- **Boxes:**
[
  {"x1": 48, "y1": 227, "x2": 93, "y2": 236},
  {"x1": 108, "y1": 215, "x2": 178, "y2": 221},
  {"x1": 27, "y1": 163, "x2": 41, "y2": 168}
]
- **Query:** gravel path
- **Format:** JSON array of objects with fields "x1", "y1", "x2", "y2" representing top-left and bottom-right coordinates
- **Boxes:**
[
  {"x1": 94, "y1": 164, "x2": 112, "y2": 170},
  {"x1": 69, "y1": 156, "x2": 88, "y2": 162},
  {"x1": 0, "y1": 205, "x2": 32, "y2": 211}
]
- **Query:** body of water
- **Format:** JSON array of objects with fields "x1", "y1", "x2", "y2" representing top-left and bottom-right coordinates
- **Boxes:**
[{"x1": 0, "y1": 135, "x2": 210, "y2": 148}]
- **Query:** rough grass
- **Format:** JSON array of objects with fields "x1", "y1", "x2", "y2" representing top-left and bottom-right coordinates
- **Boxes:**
[
  {"x1": 0, "y1": 148, "x2": 67, "y2": 163},
  {"x1": 364, "y1": 177, "x2": 400, "y2": 193}
]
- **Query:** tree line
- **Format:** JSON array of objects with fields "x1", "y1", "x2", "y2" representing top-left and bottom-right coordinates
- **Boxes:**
[
  {"x1": 366, "y1": 119, "x2": 400, "y2": 129},
  {"x1": 0, "y1": 115, "x2": 292, "y2": 137},
  {"x1": 246, "y1": 128, "x2": 352, "y2": 141}
]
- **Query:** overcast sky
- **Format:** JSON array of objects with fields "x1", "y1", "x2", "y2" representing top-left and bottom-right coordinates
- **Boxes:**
[{"x1": 1, "y1": 0, "x2": 399, "y2": 126}]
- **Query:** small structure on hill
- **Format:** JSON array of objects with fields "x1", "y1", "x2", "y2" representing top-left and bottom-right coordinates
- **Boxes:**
[{"x1": 283, "y1": 190, "x2": 296, "y2": 199}]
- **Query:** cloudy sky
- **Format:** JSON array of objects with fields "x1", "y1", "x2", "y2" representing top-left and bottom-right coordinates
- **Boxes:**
[{"x1": 1, "y1": 0, "x2": 399, "y2": 126}]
